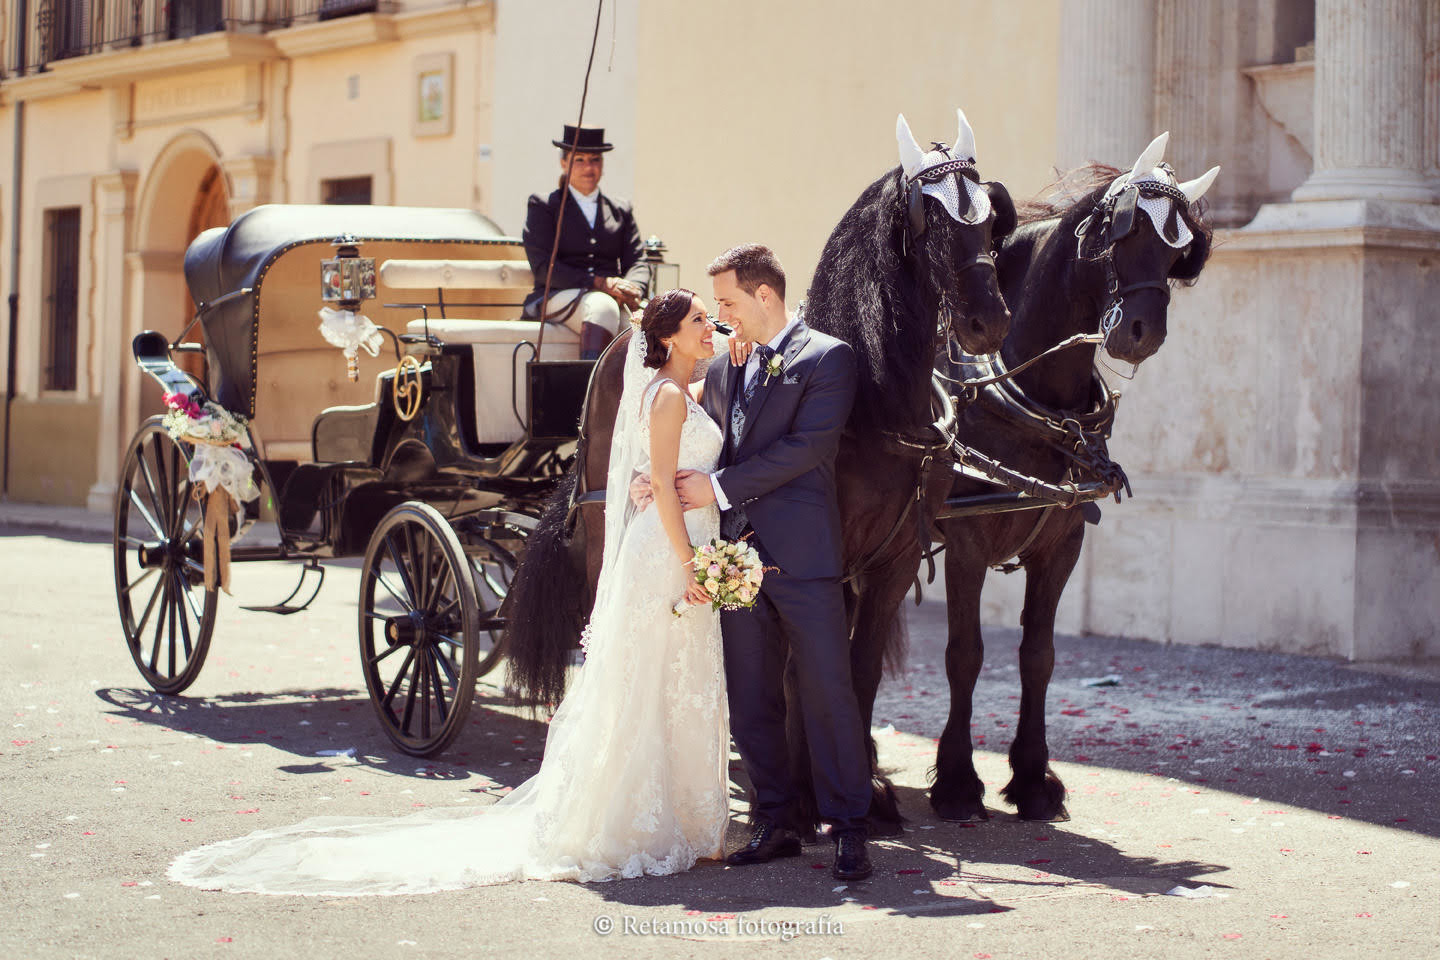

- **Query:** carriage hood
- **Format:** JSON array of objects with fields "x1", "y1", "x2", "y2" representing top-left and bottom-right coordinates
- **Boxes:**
[{"x1": 183, "y1": 204, "x2": 513, "y2": 416}]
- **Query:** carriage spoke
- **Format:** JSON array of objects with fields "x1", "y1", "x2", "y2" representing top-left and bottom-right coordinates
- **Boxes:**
[
  {"x1": 427, "y1": 649, "x2": 449, "y2": 721},
  {"x1": 175, "y1": 568, "x2": 203, "y2": 628},
  {"x1": 148, "y1": 576, "x2": 173, "y2": 673},
  {"x1": 384, "y1": 532, "x2": 419, "y2": 606},
  {"x1": 400, "y1": 653, "x2": 421, "y2": 735},
  {"x1": 133, "y1": 569, "x2": 166, "y2": 639},
  {"x1": 135, "y1": 447, "x2": 164, "y2": 525},
  {"x1": 121, "y1": 534, "x2": 152, "y2": 548},
  {"x1": 371, "y1": 571, "x2": 414, "y2": 613},
  {"x1": 167, "y1": 579, "x2": 179, "y2": 677},
  {"x1": 366, "y1": 641, "x2": 407, "y2": 667},
  {"x1": 127, "y1": 489, "x2": 166, "y2": 541},
  {"x1": 382, "y1": 648, "x2": 415, "y2": 710},
  {"x1": 170, "y1": 478, "x2": 195, "y2": 540},
  {"x1": 429, "y1": 563, "x2": 454, "y2": 615},
  {"x1": 431, "y1": 646, "x2": 458, "y2": 689},
  {"x1": 419, "y1": 652, "x2": 433, "y2": 739},
  {"x1": 431, "y1": 632, "x2": 463, "y2": 649},
  {"x1": 148, "y1": 436, "x2": 173, "y2": 522},
  {"x1": 167, "y1": 440, "x2": 183, "y2": 523},
  {"x1": 415, "y1": 530, "x2": 435, "y2": 609},
  {"x1": 122, "y1": 567, "x2": 158, "y2": 597}
]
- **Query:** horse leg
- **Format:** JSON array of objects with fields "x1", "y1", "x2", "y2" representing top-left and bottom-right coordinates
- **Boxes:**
[
  {"x1": 1000, "y1": 520, "x2": 1083, "y2": 822},
  {"x1": 849, "y1": 569, "x2": 913, "y2": 838},
  {"x1": 930, "y1": 539, "x2": 989, "y2": 821}
]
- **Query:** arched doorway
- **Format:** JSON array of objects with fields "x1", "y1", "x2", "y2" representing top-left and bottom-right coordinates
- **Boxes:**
[{"x1": 132, "y1": 133, "x2": 231, "y2": 419}]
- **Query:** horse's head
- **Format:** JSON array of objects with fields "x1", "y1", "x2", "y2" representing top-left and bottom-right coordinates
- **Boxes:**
[
  {"x1": 1076, "y1": 132, "x2": 1219, "y2": 364},
  {"x1": 896, "y1": 109, "x2": 1014, "y2": 355}
]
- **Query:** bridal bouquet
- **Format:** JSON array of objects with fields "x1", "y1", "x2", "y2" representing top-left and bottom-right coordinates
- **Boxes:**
[{"x1": 673, "y1": 537, "x2": 769, "y2": 616}]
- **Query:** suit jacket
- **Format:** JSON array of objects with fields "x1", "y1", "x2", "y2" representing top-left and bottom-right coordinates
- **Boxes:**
[
  {"x1": 704, "y1": 320, "x2": 857, "y2": 580},
  {"x1": 521, "y1": 188, "x2": 651, "y2": 313}
]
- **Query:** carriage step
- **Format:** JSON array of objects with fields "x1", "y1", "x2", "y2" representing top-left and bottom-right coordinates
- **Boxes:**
[{"x1": 240, "y1": 559, "x2": 326, "y2": 615}]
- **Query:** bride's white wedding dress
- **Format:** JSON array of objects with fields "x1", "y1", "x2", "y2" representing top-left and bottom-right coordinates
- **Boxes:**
[{"x1": 168, "y1": 331, "x2": 727, "y2": 895}]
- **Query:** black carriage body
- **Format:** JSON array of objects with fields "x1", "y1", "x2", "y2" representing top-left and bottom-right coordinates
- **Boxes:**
[{"x1": 172, "y1": 204, "x2": 590, "y2": 560}]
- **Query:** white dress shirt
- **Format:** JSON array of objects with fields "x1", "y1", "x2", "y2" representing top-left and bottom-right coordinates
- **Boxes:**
[
  {"x1": 568, "y1": 184, "x2": 600, "y2": 228},
  {"x1": 710, "y1": 316, "x2": 800, "y2": 511}
]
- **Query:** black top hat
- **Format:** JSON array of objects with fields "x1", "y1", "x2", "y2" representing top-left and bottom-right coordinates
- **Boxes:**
[{"x1": 552, "y1": 125, "x2": 614, "y2": 153}]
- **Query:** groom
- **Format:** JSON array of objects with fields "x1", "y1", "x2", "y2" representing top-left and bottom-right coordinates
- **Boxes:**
[{"x1": 674, "y1": 243, "x2": 874, "y2": 881}]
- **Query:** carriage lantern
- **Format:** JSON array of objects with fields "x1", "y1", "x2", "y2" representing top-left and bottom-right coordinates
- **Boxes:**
[
  {"x1": 320, "y1": 235, "x2": 377, "y2": 308},
  {"x1": 320, "y1": 235, "x2": 380, "y2": 381}
]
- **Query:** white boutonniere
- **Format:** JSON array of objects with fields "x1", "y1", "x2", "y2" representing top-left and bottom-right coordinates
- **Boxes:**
[{"x1": 763, "y1": 352, "x2": 784, "y2": 386}]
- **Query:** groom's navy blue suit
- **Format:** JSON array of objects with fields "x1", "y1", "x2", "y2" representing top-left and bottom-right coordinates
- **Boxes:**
[{"x1": 703, "y1": 319, "x2": 871, "y2": 834}]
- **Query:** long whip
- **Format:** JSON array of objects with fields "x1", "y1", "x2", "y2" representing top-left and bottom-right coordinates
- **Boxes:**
[{"x1": 535, "y1": 0, "x2": 606, "y2": 356}]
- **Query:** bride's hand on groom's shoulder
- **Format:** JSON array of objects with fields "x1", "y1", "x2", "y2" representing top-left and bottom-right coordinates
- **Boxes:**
[{"x1": 728, "y1": 336, "x2": 752, "y2": 367}]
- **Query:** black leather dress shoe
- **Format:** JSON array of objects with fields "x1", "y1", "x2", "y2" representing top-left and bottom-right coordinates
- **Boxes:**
[
  {"x1": 832, "y1": 831, "x2": 872, "y2": 881},
  {"x1": 726, "y1": 822, "x2": 803, "y2": 865}
]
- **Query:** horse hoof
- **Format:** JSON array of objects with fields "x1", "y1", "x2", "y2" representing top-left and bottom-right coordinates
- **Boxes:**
[
  {"x1": 1016, "y1": 805, "x2": 1069, "y2": 823},
  {"x1": 931, "y1": 798, "x2": 990, "y2": 823}
]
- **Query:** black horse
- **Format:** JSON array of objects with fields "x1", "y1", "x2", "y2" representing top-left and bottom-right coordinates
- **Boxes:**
[
  {"x1": 795, "y1": 111, "x2": 1015, "y2": 834},
  {"x1": 920, "y1": 134, "x2": 1219, "y2": 822},
  {"x1": 503, "y1": 111, "x2": 1015, "y2": 836}
]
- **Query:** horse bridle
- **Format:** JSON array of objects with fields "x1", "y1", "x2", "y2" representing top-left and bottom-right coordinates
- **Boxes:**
[
  {"x1": 900, "y1": 145, "x2": 1002, "y2": 378},
  {"x1": 1074, "y1": 176, "x2": 1192, "y2": 347}
]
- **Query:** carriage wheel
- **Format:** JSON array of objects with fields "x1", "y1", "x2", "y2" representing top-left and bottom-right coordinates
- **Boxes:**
[
  {"x1": 113, "y1": 417, "x2": 218, "y2": 695},
  {"x1": 468, "y1": 539, "x2": 518, "y2": 679},
  {"x1": 359, "y1": 502, "x2": 480, "y2": 756}
]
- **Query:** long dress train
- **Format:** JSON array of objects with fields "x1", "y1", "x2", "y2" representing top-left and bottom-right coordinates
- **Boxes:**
[{"x1": 167, "y1": 346, "x2": 727, "y2": 895}]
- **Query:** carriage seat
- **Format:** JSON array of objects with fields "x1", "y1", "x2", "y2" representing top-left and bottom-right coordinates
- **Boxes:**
[
  {"x1": 404, "y1": 318, "x2": 579, "y2": 446},
  {"x1": 311, "y1": 372, "x2": 384, "y2": 464},
  {"x1": 380, "y1": 259, "x2": 533, "y2": 291}
]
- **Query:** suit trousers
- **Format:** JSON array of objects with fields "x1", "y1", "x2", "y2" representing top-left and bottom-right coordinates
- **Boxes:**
[{"x1": 721, "y1": 539, "x2": 871, "y2": 834}]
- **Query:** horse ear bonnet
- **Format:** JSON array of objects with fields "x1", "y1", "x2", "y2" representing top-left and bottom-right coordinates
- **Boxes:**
[
  {"x1": 984, "y1": 181, "x2": 1016, "y2": 244},
  {"x1": 1170, "y1": 225, "x2": 1209, "y2": 281}
]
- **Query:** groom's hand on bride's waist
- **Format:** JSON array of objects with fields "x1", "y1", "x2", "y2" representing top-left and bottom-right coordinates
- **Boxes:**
[
  {"x1": 675, "y1": 470, "x2": 716, "y2": 510},
  {"x1": 628, "y1": 473, "x2": 654, "y2": 509}
]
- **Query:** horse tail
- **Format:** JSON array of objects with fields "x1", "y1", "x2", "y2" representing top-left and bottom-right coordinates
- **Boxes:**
[{"x1": 503, "y1": 470, "x2": 586, "y2": 708}]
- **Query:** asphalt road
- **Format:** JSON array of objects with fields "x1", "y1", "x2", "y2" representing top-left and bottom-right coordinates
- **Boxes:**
[{"x1": 3, "y1": 523, "x2": 1437, "y2": 960}]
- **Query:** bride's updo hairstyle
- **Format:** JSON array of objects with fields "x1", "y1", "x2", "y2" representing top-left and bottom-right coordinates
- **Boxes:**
[{"x1": 639, "y1": 288, "x2": 698, "y2": 368}]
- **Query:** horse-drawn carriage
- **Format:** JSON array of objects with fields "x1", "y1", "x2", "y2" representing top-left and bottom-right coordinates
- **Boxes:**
[{"x1": 113, "y1": 204, "x2": 597, "y2": 756}]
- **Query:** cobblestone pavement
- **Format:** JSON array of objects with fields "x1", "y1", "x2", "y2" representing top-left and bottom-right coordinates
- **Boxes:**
[{"x1": 3, "y1": 524, "x2": 1437, "y2": 960}]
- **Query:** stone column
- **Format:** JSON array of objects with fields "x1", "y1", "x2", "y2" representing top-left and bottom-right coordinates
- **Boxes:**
[
  {"x1": 1292, "y1": 0, "x2": 1434, "y2": 202},
  {"x1": 1425, "y1": 0, "x2": 1440, "y2": 195},
  {"x1": 1153, "y1": 0, "x2": 1260, "y2": 226},
  {"x1": 86, "y1": 171, "x2": 138, "y2": 514},
  {"x1": 1055, "y1": 0, "x2": 1158, "y2": 171}
]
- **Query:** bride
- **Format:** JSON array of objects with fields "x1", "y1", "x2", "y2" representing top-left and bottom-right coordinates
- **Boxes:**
[{"x1": 168, "y1": 289, "x2": 729, "y2": 894}]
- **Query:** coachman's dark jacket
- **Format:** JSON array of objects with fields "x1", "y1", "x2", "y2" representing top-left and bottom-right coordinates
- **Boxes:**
[{"x1": 521, "y1": 188, "x2": 651, "y2": 315}]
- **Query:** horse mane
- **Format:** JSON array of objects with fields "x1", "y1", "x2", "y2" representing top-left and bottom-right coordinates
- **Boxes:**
[
  {"x1": 1017, "y1": 163, "x2": 1214, "y2": 284},
  {"x1": 804, "y1": 168, "x2": 937, "y2": 432}
]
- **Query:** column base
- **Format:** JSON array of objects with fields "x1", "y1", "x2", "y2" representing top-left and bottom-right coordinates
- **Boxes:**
[
  {"x1": 1291, "y1": 167, "x2": 1437, "y2": 203},
  {"x1": 87, "y1": 481, "x2": 117, "y2": 515}
]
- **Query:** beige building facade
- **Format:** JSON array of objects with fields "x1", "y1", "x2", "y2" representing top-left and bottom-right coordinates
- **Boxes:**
[{"x1": 1, "y1": 0, "x2": 1434, "y2": 660}]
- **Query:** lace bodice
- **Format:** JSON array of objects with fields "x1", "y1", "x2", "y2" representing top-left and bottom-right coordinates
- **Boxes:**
[{"x1": 637, "y1": 378, "x2": 722, "y2": 476}]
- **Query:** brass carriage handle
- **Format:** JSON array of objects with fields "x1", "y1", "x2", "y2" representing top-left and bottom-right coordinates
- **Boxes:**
[{"x1": 392, "y1": 356, "x2": 423, "y2": 421}]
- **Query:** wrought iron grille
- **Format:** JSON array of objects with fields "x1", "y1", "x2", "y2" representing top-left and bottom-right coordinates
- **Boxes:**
[
  {"x1": 43, "y1": 207, "x2": 80, "y2": 393},
  {"x1": 13, "y1": 0, "x2": 398, "y2": 75}
]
